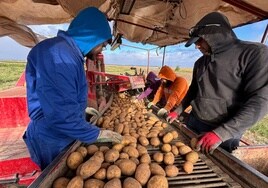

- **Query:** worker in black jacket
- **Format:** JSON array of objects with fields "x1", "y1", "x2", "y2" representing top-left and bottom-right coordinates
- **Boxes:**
[{"x1": 167, "y1": 12, "x2": 268, "y2": 154}]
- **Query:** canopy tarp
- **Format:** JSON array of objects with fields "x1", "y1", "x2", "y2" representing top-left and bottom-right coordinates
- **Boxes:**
[{"x1": 0, "y1": 0, "x2": 267, "y2": 47}]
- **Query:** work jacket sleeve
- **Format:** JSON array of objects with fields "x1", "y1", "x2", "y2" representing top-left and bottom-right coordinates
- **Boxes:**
[
  {"x1": 152, "y1": 83, "x2": 164, "y2": 104},
  {"x1": 164, "y1": 77, "x2": 188, "y2": 111},
  {"x1": 137, "y1": 87, "x2": 153, "y2": 100}
]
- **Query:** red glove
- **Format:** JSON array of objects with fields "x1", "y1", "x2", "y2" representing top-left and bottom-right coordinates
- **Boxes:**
[
  {"x1": 196, "y1": 132, "x2": 222, "y2": 154},
  {"x1": 166, "y1": 111, "x2": 179, "y2": 123}
]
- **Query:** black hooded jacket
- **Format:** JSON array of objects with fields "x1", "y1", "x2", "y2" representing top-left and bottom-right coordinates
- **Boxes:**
[{"x1": 181, "y1": 12, "x2": 268, "y2": 141}]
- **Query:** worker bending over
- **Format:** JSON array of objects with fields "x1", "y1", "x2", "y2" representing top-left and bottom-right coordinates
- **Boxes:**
[
  {"x1": 24, "y1": 7, "x2": 121, "y2": 170},
  {"x1": 148, "y1": 66, "x2": 188, "y2": 117}
]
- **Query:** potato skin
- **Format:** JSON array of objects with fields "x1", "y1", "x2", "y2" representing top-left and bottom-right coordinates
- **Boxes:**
[
  {"x1": 153, "y1": 152, "x2": 163, "y2": 163},
  {"x1": 163, "y1": 152, "x2": 175, "y2": 165},
  {"x1": 104, "y1": 178, "x2": 122, "y2": 188},
  {"x1": 117, "y1": 159, "x2": 137, "y2": 176},
  {"x1": 66, "y1": 176, "x2": 83, "y2": 188},
  {"x1": 150, "y1": 163, "x2": 166, "y2": 176},
  {"x1": 105, "y1": 149, "x2": 120, "y2": 163},
  {"x1": 52, "y1": 177, "x2": 70, "y2": 188},
  {"x1": 123, "y1": 177, "x2": 142, "y2": 188},
  {"x1": 147, "y1": 175, "x2": 168, "y2": 188},
  {"x1": 67, "y1": 152, "x2": 84, "y2": 170},
  {"x1": 162, "y1": 132, "x2": 173, "y2": 143},
  {"x1": 84, "y1": 178, "x2": 105, "y2": 188},
  {"x1": 165, "y1": 165, "x2": 179, "y2": 177},
  {"x1": 185, "y1": 151, "x2": 199, "y2": 163},
  {"x1": 93, "y1": 168, "x2": 106, "y2": 180},
  {"x1": 106, "y1": 165, "x2": 121, "y2": 180},
  {"x1": 135, "y1": 163, "x2": 151, "y2": 186},
  {"x1": 183, "y1": 161, "x2": 194, "y2": 174}
]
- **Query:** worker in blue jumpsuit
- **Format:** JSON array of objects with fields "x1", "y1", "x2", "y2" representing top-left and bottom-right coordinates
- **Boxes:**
[{"x1": 24, "y1": 7, "x2": 122, "y2": 170}]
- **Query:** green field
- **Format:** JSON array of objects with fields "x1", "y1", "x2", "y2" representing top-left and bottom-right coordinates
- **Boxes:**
[{"x1": 0, "y1": 61, "x2": 267, "y2": 144}]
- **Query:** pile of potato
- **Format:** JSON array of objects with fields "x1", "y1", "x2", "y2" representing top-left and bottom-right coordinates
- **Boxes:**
[{"x1": 52, "y1": 93, "x2": 199, "y2": 188}]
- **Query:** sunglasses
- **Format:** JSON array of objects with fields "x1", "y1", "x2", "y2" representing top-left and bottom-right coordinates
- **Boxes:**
[{"x1": 189, "y1": 24, "x2": 221, "y2": 37}]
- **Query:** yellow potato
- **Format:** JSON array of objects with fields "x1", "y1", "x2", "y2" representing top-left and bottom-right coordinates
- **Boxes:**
[
  {"x1": 123, "y1": 177, "x2": 142, "y2": 188},
  {"x1": 52, "y1": 177, "x2": 70, "y2": 188},
  {"x1": 183, "y1": 161, "x2": 194, "y2": 174},
  {"x1": 66, "y1": 176, "x2": 83, "y2": 188},
  {"x1": 66, "y1": 152, "x2": 83, "y2": 170},
  {"x1": 135, "y1": 163, "x2": 151, "y2": 186},
  {"x1": 147, "y1": 175, "x2": 168, "y2": 188},
  {"x1": 84, "y1": 178, "x2": 105, "y2": 188},
  {"x1": 185, "y1": 151, "x2": 199, "y2": 163},
  {"x1": 165, "y1": 165, "x2": 179, "y2": 177}
]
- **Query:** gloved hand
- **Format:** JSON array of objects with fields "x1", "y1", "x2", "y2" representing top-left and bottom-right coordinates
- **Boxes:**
[
  {"x1": 166, "y1": 111, "x2": 179, "y2": 123},
  {"x1": 97, "y1": 130, "x2": 122, "y2": 143},
  {"x1": 147, "y1": 102, "x2": 155, "y2": 108},
  {"x1": 196, "y1": 132, "x2": 222, "y2": 154},
  {"x1": 85, "y1": 107, "x2": 100, "y2": 117},
  {"x1": 157, "y1": 108, "x2": 168, "y2": 117}
]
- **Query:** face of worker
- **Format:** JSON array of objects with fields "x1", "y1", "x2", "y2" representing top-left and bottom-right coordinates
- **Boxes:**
[
  {"x1": 86, "y1": 42, "x2": 108, "y2": 60},
  {"x1": 194, "y1": 38, "x2": 211, "y2": 55},
  {"x1": 162, "y1": 79, "x2": 172, "y2": 88}
]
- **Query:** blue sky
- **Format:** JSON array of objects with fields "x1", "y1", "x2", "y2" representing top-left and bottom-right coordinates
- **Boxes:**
[{"x1": 0, "y1": 19, "x2": 267, "y2": 68}]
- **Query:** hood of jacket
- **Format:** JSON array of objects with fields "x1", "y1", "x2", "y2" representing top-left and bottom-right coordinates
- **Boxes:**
[
  {"x1": 146, "y1": 71, "x2": 158, "y2": 83},
  {"x1": 187, "y1": 12, "x2": 237, "y2": 54},
  {"x1": 158, "y1": 66, "x2": 176, "y2": 82},
  {"x1": 66, "y1": 7, "x2": 112, "y2": 56}
]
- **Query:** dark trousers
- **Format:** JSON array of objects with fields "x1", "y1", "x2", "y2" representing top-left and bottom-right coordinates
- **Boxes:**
[{"x1": 186, "y1": 113, "x2": 240, "y2": 153}]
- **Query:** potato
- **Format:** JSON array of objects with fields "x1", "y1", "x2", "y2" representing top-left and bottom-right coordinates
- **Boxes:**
[
  {"x1": 123, "y1": 146, "x2": 139, "y2": 158},
  {"x1": 174, "y1": 141, "x2": 185, "y2": 147},
  {"x1": 105, "y1": 149, "x2": 120, "y2": 163},
  {"x1": 101, "y1": 162, "x2": 111, "y2": 169},
  {"x1": 106, "y1": 165, "x2": 121, "y2": 180},
  {"x1": 162, "y1": 132, "x2": 174, "y2": 143},
  {"x1": 93, "y1": 168, "x2": 106, "y2": 180},
  {"x1": 147, "y1": 175, "x2": 168, "y2": 188},
  {"x1": 67, "y1": 152, "x2": 83, "y2": 170},
  {"x1": 147, "y1": 131, "x2": 159, "y2": 138},
  {"x1": 161, "y1": 122, "x2": 168, "y2": 128},
  {"x1": 165, "y1": 165, "x2": 179, "y2": 177},
  {"x1": 104, "y1": 178, "x2": 121, "y2": 188},
  {"x1": 136, "y1": 144, "x2": 148, "y2": 156},
  {"x1": 79, "y1": 152, "x2": 103, "y2": 179},
  {"x1": 123, "y1": 177, "x2": 142, "y2": 188},
  {"x1": 153, "y1": 152, "x2": 163, "y2": 163},
  {"x1": 150, "y1": 137, "x2": 160, "y2": 147},
  {"x1": 117, "y1": 159, "x2": 137, "y2": 176},
  {"x1": 135, "y1": 163, "x2": 151, "y2": 186},
  {"x1": 161, "y1": 144, "x2": 172, "y2": 153},
  {"x1": 112, "y1": 143, "x2": 124, "y2": 152},
  {"x1": 114, "y1": 123, "x2": 124, "y2": 134},
  {"x1": 190, "y1": 137, "x2": 198, "y2": 150},
  {"x1": 87, "y1": 144, "x2": 99, "y2": 155},
  {"x1": 163, "y1": 152, "x2": 175, "y2": 165},
  {"x1": 183, "y1": 161, "x2": 194, "y2": 174},
  {"x1": 171, "y1": 145, "x2": 179, "y2": 156},
  {"x1": 138, "y1": 136, "x2": 149, "y2": 146},
  {"x1": 140, "y1": 153, "x2": 151, "y2": 164},
  {"x1": 52, "y1": 177, "x2": 70, "y2": 188},
  {"x1": 185, "y1": 151, "x2": 199, "y2": 163},
  {"x1": 150, "y1": 163, "x2": 166, "y2": 176},
  {"x1": 119, "y1": 152, "x2": 129, "y2": 159},
  {"x1": 66, "y1": 176, "x2": 83, "y2": 188},
  {"x1": 99, "y1": 146, "x2": 110, "y2": 153},
  {"x1": 76, "y1": 146, "x2": 88, "y2": 158},
  {"x1": 170, "y1": 130, "x2": 179, "y2": 139},
  {"x1": 84, "y1": 178, "x2": 105, "y2": 188},
  {"x1": 179, "y1": 145, "x2": 192, "y2": 155}
]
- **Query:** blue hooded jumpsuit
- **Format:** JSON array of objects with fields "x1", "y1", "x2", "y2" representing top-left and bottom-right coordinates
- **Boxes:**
[{"x1": 24, "y1": 7, "x2": 112, "y2": 170}]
